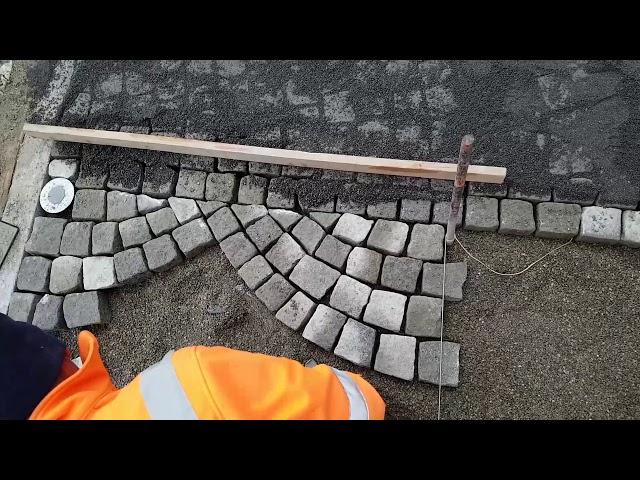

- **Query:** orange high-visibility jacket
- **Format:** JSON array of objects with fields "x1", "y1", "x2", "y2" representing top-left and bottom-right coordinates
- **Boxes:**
[{"x1": 30, "y1": 331, "x2": 385, "y2": 420}]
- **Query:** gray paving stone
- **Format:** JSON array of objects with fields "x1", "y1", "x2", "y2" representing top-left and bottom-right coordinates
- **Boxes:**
[
  {"x1": 374, "y1": 334, "x2": 416, "y2": 381},
  {"x1": 432, "y1": 201, "x2": 463, "y2": 227},
  {"x1": 83, "y1": 256, "x2": 118, "y2": 290},
  {"x1": 75, "y1": 162, "x2": 108, "y2": 189},
  {"x1": 217, "y1": 159, "x2": 247, "y2": 173},
  {"x1": 302, "y1": 304, "x2": 347, "y2": 351},
  {"x1": 407, "y1": 224, "x2": 444, "y2": 261},
  {"x1": 249, "y1": 162, "x2": 282, "y2": 177},
  {"x1": 48, "y1": 159, "x2": 78, "y2": 180},
  {"x1": 172, "y1": 218, "x2": 215, "y2": 258},
  {"x1": 108, "y1": 160, "x2": 143, "y2": 193},
  {"x1": 137, "y1": 194, "x2": 168, "y2": 215},
  {"x1": 143, "y1": 234, "x2": 183, "y2": 272},
  {"x1": 509, "y1": 185, "x2": 552, "y2": 203},
  {"x1": 464, "y1": 196, "x2": 499, "y2": 231},
  {"x1": 255, "y1": 273, "x2": 296, "y2": 312},
  {"x1": 25, "y1": 217, "x2": 67, "y2": 257},
  {"x1": 72, "y1": 189, "x2": 107, "y2": 222},
  {"x1": 218, "y1": 232, "x2": 258, "y2": 268},
  {"x1": 181, "y1": 155, "x2": 216, "y2": 172},
  {"x1": 269, "y1": 209, "x2": 302, "y2": 231},
  {"x1": 231, "y1": 204, "x2": 268, "y2": 227},
  {"x1": 314, "y1": 235, "x2": 352, "y2": 270},
  {"x1": 329, "y1": 275, "x2": 371, "y2": 319},
  {"x1": 197, "y1": 200, "x2": 226, "y2": 218},
  {"x1": 309, "y1": 212, "x2": 341, "y2": 232},
  {"x1": 49, "y1": 256, "x2": 83, "y2": 294},
  {"x1": 552, "y1": 179, "x2": 598, "y2": 206},
  {"x1": 422, "y1": 262, "x2": 467, "y2": 301},
  {"x1": 141, "y1": 165, "x2": 177, "y2": 198},
  {"x1": 336, "y1": 197, "x2": 367, "y2": 215},
  {"x1": 276, "y1": 291, "x2": 316, "y2": 330},
  {"x1": 405, "y1": 296, "x2": 442, "y2": 337},
  {"x1": 92, "y1": 222, "x2": 122, "y2": 255},
  {"x1": 622, "y1": 210, "x2": 640, "y2": 248},
  {"x1": 175, "y1": 169, "x2": 207, "y2": 199},
  {"x1": 367, "y1": 219, "x2": 409, "y2": 255},
  {"x1": 381, "y1": 256, "x2": 422, "y2": 294},
  {"x1": 207, "y1": 207, "x2": 241, "y2": 241},
  {"x1": 291, "y1": 216, "x2": 325, "y2": 254},
  {"x1": 205, "y1": 173, "x2": 238, "y2": 202},
  {"x1": 238, "y1": 255, "x2": 273, "y2": 290},
  {"x1": 32, "y1": 294, "x2": 64, "y2": 330},
  {"x1": 332, "y1": 213, "x2": 373, "y2": 246},
  {"x1": 146, "y1": 207, "x2": 179, "y2": 236},
  {"x1": 265, "y1": 233, "x2": 305, "y2": 275},
  {"x1": 60, "y1": 221, "x2": 94, "y2": 257},
  {"x1": 266, "y1": 178, "x2": 297, "y2": 209},
  {"x1": 346, "y1": 247, "x2": 382, "y2": 284},
  {"x1": 363, "y1": 290, "x2": 407, "y2": 332},
  {"x1": 17, "y1": 256, "x2": 52, "y2": 293},
  {"x1": 367, "y1": 200, "x2": 398, "y2": 219},
  {"x1": 114, "y1": 247, "x2": 151, "y2": 284},
  {"x1": 468, "y1": 182, "x2": 508, "y2": 198},
  {"x1": 400, "y1": 199, "x2": 432, "y2": 223},
  {"x1": 535, "y1": 202, "x2": 582, "y2": 239},
  {"x1": 168, "y1": 197, "x2": 201, "y2": 224},
  {"x1": 119, "y1": 216, "x2": 153, "y2": 248},
  {"x1": 499, "y1": 199, "x2": 535, "y2": 236},
  {"x1": 289, "y1": 255, "x2": 341, "y2": 300},
  {"x1": 577, "y1": 206, "x2": 622, "y2": 244},
  {"x1": 246, "y1": 215, "x2": 283, "y2": 252},
  {"x1": 8, "y1": 292, "x2": 42, "y2": 323},
  {"x1": 63, "y1": 291, "x2": 111, "y2": 328},
  {"x1": 299, "y1": 193, "x2": 335, "y2": 213},
  {"x1": 238, "y1": 175, "x2": 268, "y2": 204},
  {"x1": 106, "y1": 191, "x2": 138, "y2": 222},
  {"x1": 281, "y1": 166, "x2": 316, "y2": 178},
  {"x1": 418, "y1": 341, "x2": 460, "y2": 387},
  {"x1": 334, "y1": 319, "x2": 376, "y2": 367},
  {"x1": 0, "y1": 221, "x2": 18, "y2": 267}
]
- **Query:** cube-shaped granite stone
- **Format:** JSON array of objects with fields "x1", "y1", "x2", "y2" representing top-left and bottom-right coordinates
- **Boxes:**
[
  {"x1": 432, "y1": 202, "x2": 463, "y2": 227},
  {"x1": 400, "y1": 199, "x2": 432, "y2": 223},
  {"x1": 238, "y1": 175, "x2": 268, "y2": 205},
  {"x1": 141, "y1": 165, "x2": 178, "y2": 199},
  {"x1": 72, "y1": 189, "x2": 107, "y2": 222},
  {"x1": 374, "y1": 334, "x2": 416, "y2": 381},
  {"x1": 246, "y1": 215, "x2": 283, "y2": 252},
  {"x1": 143, "y1": 235, "x2": 183, "y2": 272},
  {"x1": 577, "y1": 206, "x2": 621, "y2": 244},
  {"x1": 146, "y1": 207, "x2": 180, "y2": 236},
  {"x1": 83, "y1": 256, "x2": 118, "y2": 290},
  {"x1": 63, "y1": 291, "x2": 111, "y2": 328},
  {"x1": 334, "y1": 319, "x2": 376, "y2": 367},
  {"x1": 106, "y1": 191, "x2": 138, "y2": 222},
  {"x1": 464, "y1": 196, "x2": 498, "y2": 231},
  {"x1": 249, "y1": 162, "x2": 282, "y2": 177},
  {"x1": 405, "y1": 296, "x2": 441, "y2": 337},
  {"x1": 345, "y1": 247, "x2": 382, "y2": 284},
  {"x1": 291, "y1": 216, "x2": 325, "y2": 255},
  {"x1": 381, "y1": 256, "x2": 422, "y2": 294},
  {"x1": 265, "y1": 233, "x2": 305, "y2": 275},
  {"x1": 205, "y1": 173, "x2": 238, "y2": 202},
  {"x1": 181, "y1": 155, "x2": 216, "y2": 172},
  {"x1": 49, "y1": 256, "x2": 83, "y2": 294},
  {"x1": 622, "y1": 210, "x2": 640, "y2": 248},
  {"x1": 366, "y1": 200, "x2": 398, "y2": 219},
  {"x1": 60, "y1": 222, "x2": 94, "y2": 257},
  {"x1": 207, "y1": 207, "x2": 241, "y2": 241},
  {"x1": 48, "y1": 159, "x2": 78, "y2": 180},
  {"x1": 329, "y1": 275, "x2": 371, "y2": 319},
  {"x1": 363, "y1": 290, "x2": 406, "y2": 332},
  {"x1": 535, "y1": 202, "x2": 581, "y2": 239},
  {"x1": 499, "y1": 199, "x2": 535, "y2": 236},
  {"x1": 367, "y1": 219, "x2": 409, "y2": 255},
  {"x1": 269, "y1": 209, "x2": 301, "y2": 232},
  {"x1": 176, "y1": 169, "x2": 207, "y2": 199},
  {"x1": 302, "y1": 304, "x2": 347, "y2": 351},
  {"x1": 137, "y1": 194, "x2": 168, "y2": 215},
  {"x1": 255, "y1": 273, "x2": 295, "y2": 312},
  {"x1": 8, "y1": 292, "x2": 42, "y2": 323},
  {"x1": 422, "y1": 262, "x2": 467, "y2": 301},
  {"x1": 25, "y1": 217, "x2": 67, "y2": 257},
  {"x1": 333, "y1": 213, "x2": 373, "y2": 246},
  {"x1": 418, "y1": 341, "x2": 460, "y2": 387},
  {"x1": 92, "y1": 222, "x2": 122, "y2": 255},
  {"x1": 32, "y1": 294, "x2": 64, "y2": 330},
  {"x1": 289, "y1": 255, "x2": 340, "y2": 300},
  {"x1": 119, "y1": 216, "x2": 153, "y2": 248},
  {"x1": 197, "y1": 200, "x2": 225, "y2": 218},
  {"x1": 336, "y1": 197, "x2": 366, "y2": 215},
  {"x1": 238, "y1": 255, "x2": 273, "y2": 290},
  {"x1": 17, "y1": 256, "x2": 51, "y2": 293},
  {"x1": 309, "y1": 212, "x2": 341, "y2": 232},
  {"x1": 218, "y1": 232, "x2": 257, "y2": 269},
  {"x1": 217, "y1": 159, "x2": 247, "y2": 173},
  {"x1": 276, "y1": 291, "x2": 316, "y2": 330},
  {"x1": 314, "y1": 235, "x2": 352, "y2": 270},
  {"x1": 172, "y1": 218, "x2": 215, "y2": 258},
  {"x1": 407, "y1": 224, "x2": 444, "y2": 261},
  {"x1": 168, "y1": 197, "x2": 201, "y2": 225},
  {"x1": 230, "y1": 204, "x2": 267, "y2": 228},
  {"x1": 114, "y1": 247, "x2": 151, "y2": 284}
]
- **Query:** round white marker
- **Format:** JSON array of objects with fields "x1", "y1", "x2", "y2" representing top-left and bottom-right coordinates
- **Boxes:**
[{"x1": 40, "y1": 178, "x2": 75, "y2": 214}]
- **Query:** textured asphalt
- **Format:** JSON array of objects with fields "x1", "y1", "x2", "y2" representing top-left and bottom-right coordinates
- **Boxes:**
[{"x1": 54, "y1": 231, "x2": 640, "y2": 419}]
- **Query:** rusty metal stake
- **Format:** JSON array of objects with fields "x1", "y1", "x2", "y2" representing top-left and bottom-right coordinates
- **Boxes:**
[{"x1": 445, "y1": 135, "x2": 474, "y2": 245}]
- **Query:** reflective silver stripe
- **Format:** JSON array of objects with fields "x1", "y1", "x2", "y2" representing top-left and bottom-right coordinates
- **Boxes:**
[
  {"x1": 139, "y1": 351, "x2": 198, "y2": 420},
  {"x1": 331, "y1": 367, "x2": 369, "y2": 420}
]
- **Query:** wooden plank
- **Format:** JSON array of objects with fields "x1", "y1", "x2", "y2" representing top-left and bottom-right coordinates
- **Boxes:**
[{"x1": 22, "y1": 123, "x2": 507, "y2": 184}]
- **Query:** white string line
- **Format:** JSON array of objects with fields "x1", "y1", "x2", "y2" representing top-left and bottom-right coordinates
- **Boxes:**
[
  {"x1": 454, "y1": 235, "x2": 574, "y2": 276},
  {"x1": 437, "y1": 240, "x2": 447, "y2": 421}
]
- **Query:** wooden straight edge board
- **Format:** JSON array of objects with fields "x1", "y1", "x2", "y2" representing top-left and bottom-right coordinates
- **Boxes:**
[{"x1": 23, "y1": 123, "x2": 507, "y2": 184}]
